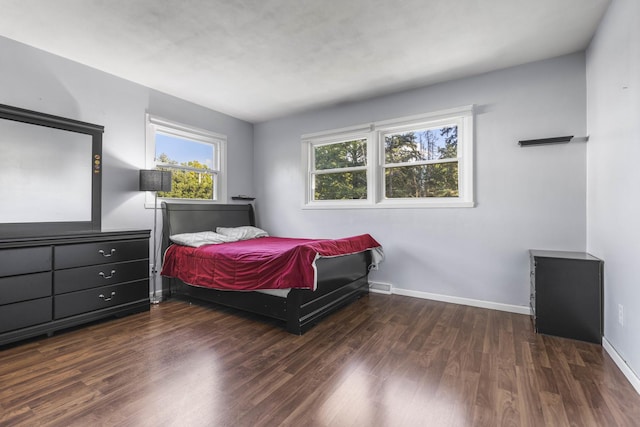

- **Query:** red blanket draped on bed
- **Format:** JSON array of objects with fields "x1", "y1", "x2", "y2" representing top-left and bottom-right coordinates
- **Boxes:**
[{"x1": 161, "y1": 234, "x2": 382, "y2": 291}]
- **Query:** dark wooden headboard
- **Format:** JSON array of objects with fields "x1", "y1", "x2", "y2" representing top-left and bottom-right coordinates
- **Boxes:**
[
  {"x1": 160, "y1": 202, "x2": 255, "y2": 298},
  {"x1": 160, "y1": 202, "x2": 255, "y2": 255}
]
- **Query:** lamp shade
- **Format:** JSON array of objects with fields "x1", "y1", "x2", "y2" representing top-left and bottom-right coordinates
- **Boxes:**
[{"x1": 139, "y1": 170, "x2": 172, "y2": 192}]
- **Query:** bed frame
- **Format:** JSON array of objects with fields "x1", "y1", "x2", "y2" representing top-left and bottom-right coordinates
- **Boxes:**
[{"x1": 160, "y1": 202, "x2": 371, "y2": 334}]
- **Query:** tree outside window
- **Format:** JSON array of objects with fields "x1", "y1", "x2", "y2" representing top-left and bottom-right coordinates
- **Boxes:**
[
  {"x1": 302, "y1": 105, "x2": 474, "y2": 208},
  {"x1": 312, "y1": 138, "x2": 367, "y2": 201},
  {"x1": 146, "y1": 115, "x2": 226, "y2": 203},
  {"x1": 384, "y1": 125, "x2": 458, "y2": 199}
]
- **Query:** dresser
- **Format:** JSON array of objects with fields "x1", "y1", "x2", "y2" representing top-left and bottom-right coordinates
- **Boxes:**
[
  {"x1": 529, "y1": 250, "x2": 603, "y2": 344},
  {"x1": 0, "y1": 230, "x2": 150, "y2": 346}
]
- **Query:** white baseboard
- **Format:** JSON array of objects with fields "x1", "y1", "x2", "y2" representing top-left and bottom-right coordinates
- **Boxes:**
[
  {"x1": 603, "y1": 338, "x2": 640, "y2": 395},
  {"x1": 386, "y1": 286, "x2": 531, "y2": 315}
]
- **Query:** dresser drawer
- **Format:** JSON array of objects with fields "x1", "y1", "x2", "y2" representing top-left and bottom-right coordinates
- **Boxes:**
[
  {"x1": 0, "y1": 272, "x2": 51, "y2": 305},
  {"x1": 0, "y1": 297, "x2": 52, "y2": 333},
  {"x1": 0, "y1": 247, "x2": 51, "y2": 277},
  {"x1": 54, "y1": 280, "x2": 148, "y2": 319},
  {"x1": 55, "y1": 239, "x2": 149, "y2": 269},
  {"x1": 54, "y1": 260, "x2": 149, "y2": 294}
]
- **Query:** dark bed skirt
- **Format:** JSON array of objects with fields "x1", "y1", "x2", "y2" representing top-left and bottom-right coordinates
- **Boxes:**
[{"x1": 164, "y1": 250, "x2": 371, "y2": 334}]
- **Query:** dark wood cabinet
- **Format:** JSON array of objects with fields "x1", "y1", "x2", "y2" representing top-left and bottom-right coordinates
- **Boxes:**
[
  {"x1": 530, "y1": 250, "x2": 603, "y2": 344},
  {"x1": 0, "y1": 230, "x2": 150, "y2": 346}
]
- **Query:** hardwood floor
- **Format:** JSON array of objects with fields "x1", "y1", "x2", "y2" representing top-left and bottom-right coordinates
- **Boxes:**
[{"x1": 1, "y1": 294, "x2": 638, "y2": 426}]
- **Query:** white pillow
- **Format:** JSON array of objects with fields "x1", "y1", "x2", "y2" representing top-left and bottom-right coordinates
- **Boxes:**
[
  {"x1": 170, "y1": 231, "x2": 237, "y2": 247},
  {"x1": 215, "y1": 226, "x2": 269, "y2": 241}
]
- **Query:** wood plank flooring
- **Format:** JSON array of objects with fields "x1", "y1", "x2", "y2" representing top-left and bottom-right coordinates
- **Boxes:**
[{"x1": 1, "y1": 294, "x2": 639, "y2": 426}]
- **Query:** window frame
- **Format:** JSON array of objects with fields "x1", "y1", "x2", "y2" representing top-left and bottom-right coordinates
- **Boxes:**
[
  {"x1": 302, "y1": 105, "x2": 474, "y2": 209},
  {"x1": 305, "y1": 131, "x2": 374, "y2": 206},
  {"x1": 145, "y1": 114, "x2": 227, "y2": 207}
]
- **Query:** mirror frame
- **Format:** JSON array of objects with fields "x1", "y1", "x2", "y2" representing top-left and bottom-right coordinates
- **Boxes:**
[{"x1": 0, "y1": 103, "x2": 104, "y2": 238}]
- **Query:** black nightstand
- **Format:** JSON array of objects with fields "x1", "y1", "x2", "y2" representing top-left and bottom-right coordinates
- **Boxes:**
[{"x1": 529, "y1": 250, "x2": 603, "y2": 344}]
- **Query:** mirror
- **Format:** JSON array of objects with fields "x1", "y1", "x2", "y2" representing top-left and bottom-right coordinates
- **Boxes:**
[{"x1": 0, "y1": 104, "x2": 103, "y2": 237}]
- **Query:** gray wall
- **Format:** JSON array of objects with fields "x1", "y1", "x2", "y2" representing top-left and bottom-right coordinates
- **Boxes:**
[
  {"x1": 0, "y1": 35, "x2": 254, "y2": 294},
  {"x1": 586, "y1": 0, "x2": 640, "y2": 383},
  {"x1": 5, "y1": 14, "x2": 633, "y2": 380},
  {"x1": 254, "y1": 53, "x2": 588, "y2": 310}
]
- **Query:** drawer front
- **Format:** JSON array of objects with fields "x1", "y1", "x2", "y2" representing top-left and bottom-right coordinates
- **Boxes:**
[
  {"x1": 0, "y1": 297, "x2": 52, "y2": 333},
  {"x1": 0, "y1": 246, "x2": 52, "y2": 277},
  {"x1": 54, "y1": 280, "x2": 148, "y2": 319},
  {"x1": 0, "y1": 272, "x2": 52, "y2": 305},
  {"x1": 54, "y1": 260, "x2": 149, "y2": 294},
  {"x1": 55, "y1": 239, "x2": 149, "y2": 269}
]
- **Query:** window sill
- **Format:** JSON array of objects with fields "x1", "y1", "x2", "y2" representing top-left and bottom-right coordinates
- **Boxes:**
[{"x1": 302, "y1": 200, "x2": 475, "y2": 210}]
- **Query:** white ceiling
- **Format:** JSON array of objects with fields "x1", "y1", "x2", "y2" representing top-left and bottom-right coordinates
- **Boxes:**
[{"x1": 0, "y1": 0, "x2": 610, "y2": 123}]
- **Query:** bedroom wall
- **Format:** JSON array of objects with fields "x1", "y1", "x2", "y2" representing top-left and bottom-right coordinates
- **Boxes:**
[
  {"x1": 0, "y1": 35, "x2": 254, "y2": 293},
  {"x1": 253, "y1": 53, "x2": 588, "y2": 311},
  {"x1": 586, "y1": 0, "x2": 640, "y2": 388}
]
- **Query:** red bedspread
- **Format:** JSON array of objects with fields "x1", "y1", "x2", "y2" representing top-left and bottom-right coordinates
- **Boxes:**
[{"x1": 161, "y1": 234, "x2": 381, "y2": 291}]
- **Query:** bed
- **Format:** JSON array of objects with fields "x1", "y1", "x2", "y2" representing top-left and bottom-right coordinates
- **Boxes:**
[{"x1": 160, "y1": 202, "x2": 382, "y2": 334}]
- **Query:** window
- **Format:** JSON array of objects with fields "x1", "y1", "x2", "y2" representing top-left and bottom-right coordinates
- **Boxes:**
[
  {"x1": 302, "y1": 105, "x2": 474, "y2": 208},
  {"x1": 382, "y1": 120, "x2": 460, "y2": 199},
  {"x1": 146, "y1": 114, "x2": 226, "y2": 204},
  {"x1": 310, "y1": 136, "x2": 369, "y2": 202}
]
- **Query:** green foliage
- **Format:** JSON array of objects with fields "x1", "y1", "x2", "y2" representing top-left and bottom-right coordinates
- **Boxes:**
[
  {"x1": 312, "y1": 127, "x2": 459, "y2": 201},
  {"x1": 315, "y1": 171, "x2": 367, "y2": 200},
  {"x1": 385, "y1": 127, "x2": 459, "y2": 198},
  {"x1": 314, "y1": 139, "x2": 367, "y2": 170},
  {"x1": 385, "y1": 163, "x2": 458, "y2": 198},
  {"x1": 157, "y1": 154, "x2": 214, "y2": 200},
  {"x1": 314, "y1": 140, "x2": 367, "y2": 200},
  {"x1": 439, "y1": 126, "x2": 458, "y2": 159}
]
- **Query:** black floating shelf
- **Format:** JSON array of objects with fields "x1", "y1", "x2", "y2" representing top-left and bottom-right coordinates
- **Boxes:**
[
  {"x1": 231, "y1": 196, "x2": 255, "y2": 201},
  {"x1": 518, "y1": 135, "x2": 574, "y2": 147}
]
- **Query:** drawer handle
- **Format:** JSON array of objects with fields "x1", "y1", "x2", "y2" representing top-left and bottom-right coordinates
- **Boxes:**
[
  {"x1": 98, "y1": 270, "x2": 116, "y2": 279},
  {"x1": 98, "y1": 291, "x2": 116, "y2": 302},
  {"x1": 98, "y1": 249, "x2": 117, "y2": 258}
]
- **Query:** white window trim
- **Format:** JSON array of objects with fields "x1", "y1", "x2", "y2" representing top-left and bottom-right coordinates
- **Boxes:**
[
  {"x1": 303, "y1": 131, "x2": 374, "y2": 206},
  {"x1": 145, "y1": 113, "x2": 227, "y2": 208},
  {"x1": 302, "y1": 105, "x2": 474, "y2": 209}
]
